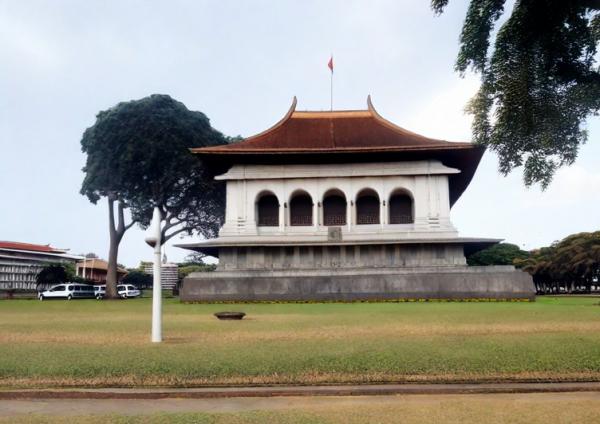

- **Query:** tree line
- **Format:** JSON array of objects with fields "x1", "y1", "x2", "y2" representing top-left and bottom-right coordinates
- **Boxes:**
[{"x1": 468, "y1": 232, "x2": 600, "y2": 294}]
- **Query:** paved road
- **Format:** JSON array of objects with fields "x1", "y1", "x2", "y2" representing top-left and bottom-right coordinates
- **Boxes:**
[
  {"x1": 3, "y1": 392, "x2": 600, "y2": 417},
  {"x1": 3, "y1": 381, "x2": 600, "y2": 399}
]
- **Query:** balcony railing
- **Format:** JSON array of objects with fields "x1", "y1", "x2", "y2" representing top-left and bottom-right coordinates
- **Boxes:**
[
  {"x1": 257, "y1": 216, "x2": 279, "y2": 227},
  {"x1": 357, "y1": 213, "x2": 380, "y2": 225},
  {"x1": 389, "y1": 214, "x2": 413, "y2": 224},
  {"x1": 290, "y1": 214, "x2": 313, "y2": 226},
  {"x1": 324, "y1": 214, "x2": 346, "y2": 226}
]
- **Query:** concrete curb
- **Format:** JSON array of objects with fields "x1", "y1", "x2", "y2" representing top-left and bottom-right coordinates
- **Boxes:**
[{"x1": 2, "y1": 382, "x2": 600, "y2": 400}]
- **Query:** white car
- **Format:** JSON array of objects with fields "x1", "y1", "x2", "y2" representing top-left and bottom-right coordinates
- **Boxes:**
[
  {"x1": 94, "y1": 284, "x2": 141, "y2": 299},
  {"x1": 39, "y1": 283, "x2": 95, "y2": 300}
]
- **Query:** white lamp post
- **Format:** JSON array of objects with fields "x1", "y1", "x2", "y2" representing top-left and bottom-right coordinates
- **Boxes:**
[{"x1": 144, "y1": 207, "x2": 163, "y2": 343}]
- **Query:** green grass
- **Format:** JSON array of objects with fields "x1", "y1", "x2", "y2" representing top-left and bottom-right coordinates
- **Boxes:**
[{"x1": 1, "y1": 297, "x2": 600, "y2": 387}]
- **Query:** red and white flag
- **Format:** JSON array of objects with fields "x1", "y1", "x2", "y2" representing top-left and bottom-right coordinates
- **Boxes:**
[{"x1": 328, "y1": 56, "x2": 334, "y2": 73}]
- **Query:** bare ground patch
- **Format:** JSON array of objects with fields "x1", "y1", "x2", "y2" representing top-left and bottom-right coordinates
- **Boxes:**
[
  {"x1": 2, "y1": 321, "x2": 600, "y2": 345},
  {"x1": 3, "y1": 371, "x2": 600, "y2": 390}
]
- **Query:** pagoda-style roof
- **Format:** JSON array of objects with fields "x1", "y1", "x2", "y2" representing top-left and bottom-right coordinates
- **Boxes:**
[{"x1": 193, "y1": 97, "x2": 485, "y2": 206}]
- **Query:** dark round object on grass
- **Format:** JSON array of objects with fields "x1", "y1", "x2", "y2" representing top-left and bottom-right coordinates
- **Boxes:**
[{"x1": 214, "y1": 312, "x2": 246, "y2": 320}]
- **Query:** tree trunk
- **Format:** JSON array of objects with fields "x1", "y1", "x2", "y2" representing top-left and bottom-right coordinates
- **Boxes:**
[
  {"x1": 106, "y1": 225, "x2": 119, "y2": 299},
  {"x1": 105, "y1": 196, "x2": 135, "y2": 299}
]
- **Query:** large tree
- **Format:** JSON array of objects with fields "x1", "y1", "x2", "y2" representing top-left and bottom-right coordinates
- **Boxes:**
[
  {"x1": 35, "y1": 264, "x2": 71, "y2": 291},
  {"x1": 516, "y1": 231, "x2": 600, "y2": 293},
  {"x1": 466, "y1": 242, "x2": 529, "y2": 266},
  {"x1": 80, "y1": 94, "x2": 227, "y2": 298},
  {"x1": 433, "y1": 0, "x2": 600, "y2": 187}
]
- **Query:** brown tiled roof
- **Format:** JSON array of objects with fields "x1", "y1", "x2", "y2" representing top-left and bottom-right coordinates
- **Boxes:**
[
  {"x1": 193, "y1": 97, "x2": 485, "y2": 207},
  {"x1": 77, "y1": 259, "x2": 127, "y2": 274},
  {"x1": 192, "y1": 96, "x2": 474, "y2": 154},
  {"x1": 0, "y1": 241, "x2": 67, "y2": 254}
]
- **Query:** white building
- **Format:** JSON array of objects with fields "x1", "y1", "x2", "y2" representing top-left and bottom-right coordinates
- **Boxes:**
[
  {"x1": 143, "y1": 257, "x2": 179, "y2": 289},
  {"x1": 0, "y1": 241, "x2": 80, "y2": 291},
  {"x1": 179, "y1": 97, "x2": 534, "y2": 301}
]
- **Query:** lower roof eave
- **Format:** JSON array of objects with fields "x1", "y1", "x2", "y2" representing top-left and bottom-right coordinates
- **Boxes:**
[{"x1": 175, "y1": 237, "x2": 501, "y2": 258}]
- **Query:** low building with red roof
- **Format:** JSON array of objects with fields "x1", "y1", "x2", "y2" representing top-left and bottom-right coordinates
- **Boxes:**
[
  {"x1": 0, "y1": 241, "x2": 81, "y2": 291},
  {"x1": 178, "y1": 97, "x2": 534, "y2": 301},
  {"x1": 76, "y1": 258, "x2": 128, "y2": 284}
]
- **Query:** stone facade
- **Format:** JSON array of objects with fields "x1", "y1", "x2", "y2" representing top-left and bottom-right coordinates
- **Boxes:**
[
  {"x1": 217, "y1": 243, "x2": 467, "y2": 271},
  {"x1": 218, "y1": 161, "x2": 457, "y2": 241},
  {"x1": 181, "y1": 265, "x2": 535, "y2": 302}
]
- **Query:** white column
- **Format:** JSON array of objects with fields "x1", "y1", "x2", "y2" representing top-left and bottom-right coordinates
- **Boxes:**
[
  {"x1": 152, "y1": 239, "x2": 162, "y2": 343},
  {"x1": 279, "y1": 203, "x2": 285, "y2": 231},
  {"x1": 145, "y1": 207, "x2": 162, "y2": 344},
  {"x1": 313, "y1": 202, "x2": 318, "y2": 229},
  {"x1": 346, "y1": 202, "x2": 352, "y2": 231}
]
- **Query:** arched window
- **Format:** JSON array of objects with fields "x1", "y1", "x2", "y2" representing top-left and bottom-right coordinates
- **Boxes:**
[
  {"x1": 389, "y1": 191, "x2": 413, "y2": 224},
  {"x1": 356, "y1": 189, "x2": 380, "y2": 225},
  {"x1": 323, "y1": 190, "x2": 347, "y2": 226},
  {"x1": 257, "y1": 193, "x2": 279, "y2": 227},
  {"x1": 290, "y1": 192, "x2": 313, "y2": 226}
]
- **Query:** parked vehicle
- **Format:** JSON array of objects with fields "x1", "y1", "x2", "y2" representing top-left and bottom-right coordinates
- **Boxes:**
[
  {"x1": 118, "y1": 284, "x2": 141, "y2": 299},
  {"x1": 38, "y1": 283, "x2": 95, "y2": 300},
  {"x1": 94, "y1": 284, "x2": 141, "y2": 299},
  {"x1": 94, "y1": 285, "x2": 105, "y2": 300}
]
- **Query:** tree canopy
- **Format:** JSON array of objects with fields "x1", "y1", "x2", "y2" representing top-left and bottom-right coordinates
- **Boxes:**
[
  {"x1": 80, "y1": 94, "x2": 227, "y2": 297},
  {"x1": 36, "y1": 264, "x2": 71, "y2": 290},
  {"x1": 516, "y1": 231, "x2": 600, "y2": 293},
  {"x1": 122, "y1": 270, "x2": 153, "y2": 289},
  {"x1": 433, "y1": 0, "x2": 600, "y2": 187},
  {"x1": 466, "y1": 242, "x2": 529, "y2": 266}
]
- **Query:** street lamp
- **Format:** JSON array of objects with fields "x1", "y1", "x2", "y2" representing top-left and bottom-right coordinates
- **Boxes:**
[{"x1": 144, "y1": 207, "x2": 162, "y2": 343}]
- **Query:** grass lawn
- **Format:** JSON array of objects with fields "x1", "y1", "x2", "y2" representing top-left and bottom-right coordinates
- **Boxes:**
[{"x1": 1, "y1": 296, "x2": 600, "y2": 388}]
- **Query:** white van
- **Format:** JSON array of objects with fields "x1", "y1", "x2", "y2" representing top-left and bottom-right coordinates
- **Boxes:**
[
  {"x1": 94, "y1": 284, "x2": 141, "y2": 299},
  {"x1": 39, "y1": 283, "x2": 96, "y2": 300},
  {"x1": 118, "y1": 284, "x2": 141, "y2": 299}
]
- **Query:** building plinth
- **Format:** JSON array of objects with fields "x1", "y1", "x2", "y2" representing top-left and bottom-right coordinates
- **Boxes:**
[{"x1": 181, "y1": 265, "x2": 534, "y2": 302}]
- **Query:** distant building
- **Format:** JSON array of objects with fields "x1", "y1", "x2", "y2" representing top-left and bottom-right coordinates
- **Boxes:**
[
  {"x1": 0, "y1": 241, "x2": 80, "y2": 291},
  {"x1": 76, "y1": 259, "x2": 128, "y2": 283},
  {"x1": 142, "y1": 255, "x2": 179, "y2": 289}
]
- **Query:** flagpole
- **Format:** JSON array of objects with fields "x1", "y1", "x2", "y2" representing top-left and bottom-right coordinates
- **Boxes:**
[
  {"x1": 330, "y1": 70, "x2": 333, "y2": 111},
  {"x1": 327, "y1": 54, "x2": 334, "y2": 111}
]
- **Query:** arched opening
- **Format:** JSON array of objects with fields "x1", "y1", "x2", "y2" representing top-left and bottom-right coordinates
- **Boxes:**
[
  {"x1": 323, "y1": 190, "x2": 347, "y2": 226},
  {"x1": 256, "y1": 192, "x2": 279, "y2": 227},
  {"x1": 290, "y1": 191, "x2": 313, "y2": 226},
  {"x1": 356, "y1": 189, "x2": 380, "y2": 225},
  {"x1": 389, "y1": 191, "x2": 413, "y2": 224}
]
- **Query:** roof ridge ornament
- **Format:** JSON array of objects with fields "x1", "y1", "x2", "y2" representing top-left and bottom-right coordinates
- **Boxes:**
[
  {"x1": 241, "y1": 96, "x2": 297, "y2": 143},
  {"x1": 366, "y1": 95, "x2": 428, "y2": 139},
  {"x1": 366, "y1": 94, "x2": 375, "y2": 113}
]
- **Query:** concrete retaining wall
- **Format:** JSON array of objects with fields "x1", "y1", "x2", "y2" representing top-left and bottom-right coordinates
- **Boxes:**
[{"x1": 181, "y1": 266, "x2": 535, "y2": 302}]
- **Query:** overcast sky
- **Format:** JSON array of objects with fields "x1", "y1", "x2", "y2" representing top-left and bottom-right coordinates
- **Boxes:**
[{"x1": 1, "y1": 0, "x2": 599, "y2": 267}]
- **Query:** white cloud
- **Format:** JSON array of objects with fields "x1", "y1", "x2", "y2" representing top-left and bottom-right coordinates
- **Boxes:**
[
  {"x1": 383, "y1": 75, "x2": 480, "y2": 141},
  {"x1": 538, "y1": 165, "x2": 600, "y2": 207},
  {"x1": 0, "y1": 11, "x2": 63, "y2": 71}
]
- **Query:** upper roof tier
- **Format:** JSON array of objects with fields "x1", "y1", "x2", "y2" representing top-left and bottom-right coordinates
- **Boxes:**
[
  {"x1": 192, "y1": 97, "x2": 485, "y2": 206},
  {"x1": 193, "y1": 96, "x2": 478, "y2": 154}
]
